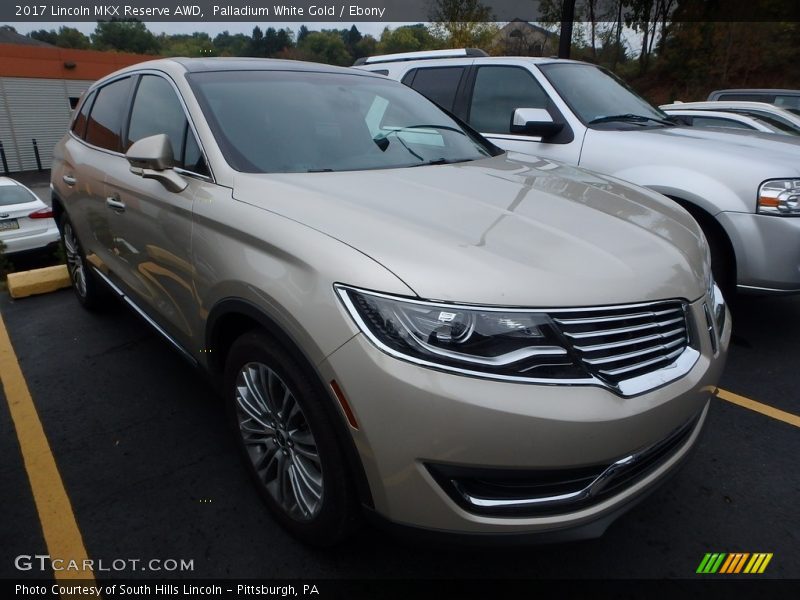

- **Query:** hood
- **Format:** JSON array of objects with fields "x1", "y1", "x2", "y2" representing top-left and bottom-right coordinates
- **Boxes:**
[
  {"x1": 617, "y1": 126, "x2": 800, "y2": 172},
  {"x1": 232, "y1": 154, "x2": 707, "y2": 307}
]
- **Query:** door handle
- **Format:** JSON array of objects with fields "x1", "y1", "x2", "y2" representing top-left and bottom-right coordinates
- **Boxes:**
[
  {"x1": 62, "y1": 174, "x2": 76, "y2": 186},
  {"x1": 106, "y1": 196, "x2": 126, "y2": 212}
]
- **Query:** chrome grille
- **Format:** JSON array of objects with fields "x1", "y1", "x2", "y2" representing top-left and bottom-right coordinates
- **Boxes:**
[{"x1": 551, "y1": 300, "x2": 690, "y2": 386}]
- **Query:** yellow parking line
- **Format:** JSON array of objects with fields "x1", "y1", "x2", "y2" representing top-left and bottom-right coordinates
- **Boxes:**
[
  {"x1": 0, "y1": 311, "x2": 95, "y2": 583},
  {"x1": 717, "y1": 388, "x2": 800, "y2": 428}
]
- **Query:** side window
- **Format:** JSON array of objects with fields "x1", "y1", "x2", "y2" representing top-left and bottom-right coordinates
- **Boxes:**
[
  {"x1": 469, "y1": 66, "x2": 549, "y2": 134},
  {"x1": 71, "y1": 90, "x2": 95, "y2": 140},
  {"x1": 127, "y1": 75, "x2": 209, "y2": 176},
  {"x1": 127, "y1": 75, "x2": 187, "y2": 163},
  {"x1": 775, "y1": 95, "x2": 800, "y2": 110},
  {"x1": 181, "y1": 125, "x2": 209, "y2": 175},
  {"x1": 85, "y1": 77, "x2": 133, "y2": 151},
  {"x1": 408, "y1": 67, "x2": 465, "y2": 112}
]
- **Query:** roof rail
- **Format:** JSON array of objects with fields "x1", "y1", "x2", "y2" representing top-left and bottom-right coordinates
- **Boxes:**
[{"x1": 353, "y1": 48, "x2": 488, "y2": 66}]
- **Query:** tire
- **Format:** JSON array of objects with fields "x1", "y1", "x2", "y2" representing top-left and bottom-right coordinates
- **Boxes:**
[
  {"x1": 60, "y1": 214, "x2": 109, "y2": 310},
  {"x1": 704, "y1": 223, "x2": 736, "y2": 302},
  {"x1": 224, "y1": 330, "x2": 359, "y2": 546}
]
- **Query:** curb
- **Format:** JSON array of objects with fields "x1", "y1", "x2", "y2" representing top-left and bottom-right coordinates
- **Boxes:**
[{"x1": 7, "y1": 265, "x2": 71, "y2": 299}]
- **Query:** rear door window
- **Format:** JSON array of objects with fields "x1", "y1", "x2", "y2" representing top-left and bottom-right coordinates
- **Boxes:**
[
  {"x1": 407, "y1": 67, "x2": 465, "y2": 112},
  {"x1": 71, "y1": 90, "x2": 95, "y2": 139},
  {"x1": 84, "y1": 77, "x2": 133, "y2": 151}
]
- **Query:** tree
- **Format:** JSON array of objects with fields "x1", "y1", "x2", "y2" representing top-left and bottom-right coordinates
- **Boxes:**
[
  {"x1": 298, "y1": 31, "x2": 353, "y2": 66},
  {"x1": 29, "y1": 29, "x2": 58, "y2": 45},
  {"x1": 297, "y1": 25, "x2": 310, "y2": 44},
  {"x1": 29, "y1": 26, "x2": 91, "y2": 49},
  {"x1": 159, "y1": 32, "x2": 215, "y2": 57},
  {"x1": 353, "y1": 35, "x2": 378, "y2": 60},
  {"x1": 56, "y1": 27, "x2": 91, "y2": 49},
  {"x1": 429, "y1": 0, "x2": 498, "y2": 48},
  {"x1": 92, "y1": 20, "x2": 159, "y2": 54},
  {"x1": 249, "y1": 26, "x2": 264, "y2": 57},
  {"x1": 347, "y1": 25, "x2": 362, "y2": 48},
  {"x1": 213, "y1": 31, "x2": 250, "y2": 56}
]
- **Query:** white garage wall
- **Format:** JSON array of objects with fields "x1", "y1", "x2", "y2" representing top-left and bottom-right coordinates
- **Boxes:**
[{"x1": 0, "y1": 77, "x2": 93, "y2": 173}]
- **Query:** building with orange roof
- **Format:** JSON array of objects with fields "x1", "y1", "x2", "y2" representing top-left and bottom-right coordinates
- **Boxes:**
[{"x1": 0, "y1": 29, "x2": 152, "y2": 173}]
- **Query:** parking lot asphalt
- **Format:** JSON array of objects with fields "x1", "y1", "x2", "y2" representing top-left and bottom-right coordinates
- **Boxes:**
[{"x1": 0, "y1": 288, "x2": 798, "y2": 584}]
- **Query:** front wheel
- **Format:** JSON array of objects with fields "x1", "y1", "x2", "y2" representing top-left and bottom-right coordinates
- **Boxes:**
[{"x1": 224, "y1": 331, "x2": 359, "y2": 546}]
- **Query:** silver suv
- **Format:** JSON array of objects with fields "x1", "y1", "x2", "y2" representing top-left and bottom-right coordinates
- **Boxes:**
[
  {"x1": 357, "y1": 51, "x2": 800, "y2": 296},
  {"x1": 52, "y1": 58, "x2": 729, "y2": 545}
]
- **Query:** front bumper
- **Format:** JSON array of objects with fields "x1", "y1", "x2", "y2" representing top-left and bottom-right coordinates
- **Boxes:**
[
  {"x1": 319, "y1": 297, "x2": 730, "y2": 538},
  {"x1": 718, "y1": 211, "x2": 800, "y2": 293}
]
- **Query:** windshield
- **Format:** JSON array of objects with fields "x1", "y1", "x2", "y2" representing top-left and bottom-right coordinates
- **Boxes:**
[
  {"x1": 0, "y1": 184, "x2": 36, "y2": 207},
  {"x1": 539, "y1": 63, "x2": 669, "y2": 127},
  {"x1": 188, "y1": 70, "x2": 495, "y2": 173}
]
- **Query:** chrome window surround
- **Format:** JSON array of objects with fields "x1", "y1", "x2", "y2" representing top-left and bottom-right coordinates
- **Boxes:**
[
  {"x1": 67, "y1": 69, "x2": 215, "y2": 183},
  {"x1": 335, "y1": 284, "x2": 700, "y2": 398}
]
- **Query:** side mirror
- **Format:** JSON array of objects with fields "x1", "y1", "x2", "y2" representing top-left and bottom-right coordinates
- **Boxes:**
[
  {"x1": 510, "y1": 108, "x2": 564, "y2": 138},
  {"x1": 126, "y1": 134, "x2": 187, "y2": 193}
]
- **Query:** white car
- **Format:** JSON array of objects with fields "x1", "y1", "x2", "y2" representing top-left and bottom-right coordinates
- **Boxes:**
[
  {"x1": 0, "y1": 177, "x2": 60, "y2": 255},
  {"x1": 357, "y1": 51, "x2": 800, "y2": 296},
  {"x1": 660, "y1": 101, "x2": 800, "y2": 135},
  {"x1": 662, "y1": 108, "x2": 789, "y2": 135}
]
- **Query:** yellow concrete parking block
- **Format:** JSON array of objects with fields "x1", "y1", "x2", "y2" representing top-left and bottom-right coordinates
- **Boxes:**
[{"x1": 7, "y1": 265, "x2": 70, "y2": 299}]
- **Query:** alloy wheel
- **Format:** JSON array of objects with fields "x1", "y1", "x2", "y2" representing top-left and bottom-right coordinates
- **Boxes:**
[
  {"x1": 63, "y1": 222, "x2": 87, "y2": 298},
  {"x1": 234, "y1": 362, "x2": 324, "y2": 521}
]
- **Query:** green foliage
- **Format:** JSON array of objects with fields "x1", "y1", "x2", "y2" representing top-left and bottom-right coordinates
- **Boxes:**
[
  {"x1": 378, "y1": 24, "x2": 444, "y2": 54},
  {"x1": 213, "y1": 31, "x2": 251, "y2": 57},
  {"x1": 91, "y1": 20, "x2": 160, "y2": 54},
  {"x1": 429, "y1": 0, "x2": 498, "y2": 48},
  {"x1": 29, "y1": 29, "x2": 58, "y2": 45},
  {"x1": 159, "y1": 32, "x2": 215, "y2": 57},
  {"x1": 30, "y1": 26, "x2": 92, "y2": 49},
  {"x1": 298, "y1": 31, "x2": 353, "y2": 66}
]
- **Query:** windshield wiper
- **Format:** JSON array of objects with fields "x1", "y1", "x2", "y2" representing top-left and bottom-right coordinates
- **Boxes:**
[
  {"x1": 589, "y1": 114, "x2": 674, "y2": 126},
  {"x1": 410, "y1": 158, "x2": 474, "y2": 167}
]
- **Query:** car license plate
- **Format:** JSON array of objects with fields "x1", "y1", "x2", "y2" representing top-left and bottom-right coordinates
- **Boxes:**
[{"x1": 0, "y1": 218, "x2": 19, "y2": 231}]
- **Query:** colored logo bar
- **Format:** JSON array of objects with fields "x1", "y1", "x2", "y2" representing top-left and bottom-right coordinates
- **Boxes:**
[{"x1": 697, "y1": 553, "x2": 773, "y2": 574}]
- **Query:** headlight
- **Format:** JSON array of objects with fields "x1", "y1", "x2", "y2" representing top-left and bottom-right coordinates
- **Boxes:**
[
  {"x1": 758, "y1": 179, "x2": 800, "y2": 216},
  {"x1": 336, "y1": 285, "x2": 587, "y2": 380}
]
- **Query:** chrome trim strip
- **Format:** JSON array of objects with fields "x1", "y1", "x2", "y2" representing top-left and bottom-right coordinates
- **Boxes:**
[
  {"x1": 334, "y1": 284, "x2": 700, "y2": 397},
  {"x1": 455, "y1": 405, "x2": 706, "y2": 511},
  {"x1": 91, "y1": 267, "x2": 197, "y2": 365},
  {"x1": 582, "y1": 337, "x2": 686, "y2": 366},
  {"x1": 456, "y1": 454, "x2": 636, "y2": 509},
  {"x1": 336, "y1": 284, "x2": 692, "y2": 314},
  {"x1": 598, "y1": 347, "x2": 683, "y2": 378},
  {"x1": 69, "y1": 68, "x2": 216, "y2": 184},
  {"x1": 562, "y1": 316, "x2": 684, "y2": 340},
  {"x1": 737, "y1": 284, "x2": 800, "y2": 294},
  {"x1": 552, "y1": 307, "x2": 682, "y2": 325},
  {"x1": 573, "y1": 328, "x2": 684, "y2": 353}
]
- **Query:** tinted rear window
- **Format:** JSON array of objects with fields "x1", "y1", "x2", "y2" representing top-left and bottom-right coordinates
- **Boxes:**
[
  {"x1": 85, "y1": 77, "x2": 133, "y2": 151},
  {"x1": 0, "y1": 185, "x2": 37, "y2": 207},
  {"x1": 72, "y1": 90, "x2": 95, "y2": 139},
  {"x1": 408, "y1": 67, "x2": 465, "y2": 111}
]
